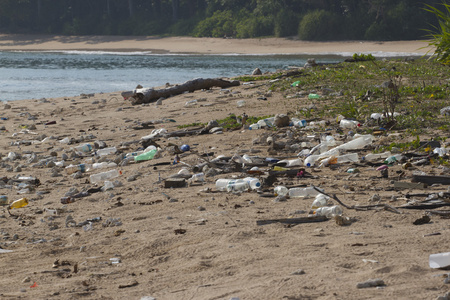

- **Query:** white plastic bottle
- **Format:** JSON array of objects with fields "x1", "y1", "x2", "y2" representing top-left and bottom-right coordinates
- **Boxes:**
[
  {"x1": 226, "y1": 180, "x2": 250, "y2": 192},
  {"x1": 304, "y1": 155, "x2": 321, "y2": 167},
  {"x1": 276, "y1": 158, "x2": 302, "y2": 167},
  {"x1": 91, "y1": 162, "x2": 117, "y2": 170},
  {"x1": 249, "y1": 123, "x2": 261, "y2": 130},
  {"x1": 243, "y1": 177, "x2": 261, "y2": 189},
  {"x1": 90, "y1": 169, "x2": 120, "y2": 184},
  {"x1": 314, "y1": 205, "x2": 343, "y2": 217},
  {"x1": 288, "y1": 186, "x2": 323, "y2": 198},
  {"x1": 96, "y1": 147, "x2": 117, "y2": 156}
]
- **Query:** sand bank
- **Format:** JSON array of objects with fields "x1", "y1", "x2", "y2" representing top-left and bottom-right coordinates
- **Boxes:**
[{"x1": 0, "y1": 34, "x2": 434, "y2": 55}]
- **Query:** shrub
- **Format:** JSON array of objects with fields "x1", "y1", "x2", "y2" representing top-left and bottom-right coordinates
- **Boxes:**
[
  {"x1": 424, "y1": 2, "x2": 450, "y2": 64},
  {"x1": 298, "y1": 10, "x2": 340, "y2": 41}
]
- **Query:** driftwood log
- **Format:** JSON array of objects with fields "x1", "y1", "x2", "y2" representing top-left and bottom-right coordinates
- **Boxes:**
[{"x1": 122, "y1": 78, "x2": 240, "y2": 105}]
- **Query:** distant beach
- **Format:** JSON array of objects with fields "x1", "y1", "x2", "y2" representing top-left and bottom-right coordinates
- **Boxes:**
[{"x1": 0, "y1": 34, "x2": 434, "y2": 55}]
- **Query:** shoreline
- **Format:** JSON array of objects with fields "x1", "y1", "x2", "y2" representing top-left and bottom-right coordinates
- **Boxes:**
[{"x1": 0, "y1": 34, "x2": 435, "y2": 55}]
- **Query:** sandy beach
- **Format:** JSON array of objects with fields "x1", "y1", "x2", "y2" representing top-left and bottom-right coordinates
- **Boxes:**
[
  {"x1": 0, "y1": 35, "x2": 448, "y2": 300},
  {"x1": 0, "y1": 34, "x2": 434, "y2": 55}
]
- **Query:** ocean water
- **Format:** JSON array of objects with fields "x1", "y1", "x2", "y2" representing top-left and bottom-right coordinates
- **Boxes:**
[{"x1": 0, "y1": 50, "x2": 421, "y2": 101}]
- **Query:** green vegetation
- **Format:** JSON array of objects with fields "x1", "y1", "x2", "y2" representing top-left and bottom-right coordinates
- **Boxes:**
[
  {"x1": 424, "y1": 2, "x2": 450, "y2": 64},
  {"x1": 264, "y1": 57, "x2": 450, "y2": 132},
  {"x1": 0, "y1": 0, "x2": 441, "y2": 41},
  {"x1": 352, "y1": 53, "x2": 376, "y2": 62}
]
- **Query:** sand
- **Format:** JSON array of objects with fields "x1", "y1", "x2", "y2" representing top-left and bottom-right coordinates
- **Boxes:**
[
  {"x1": 0, "y1": 34, "x2": 434, "y2": 55},
  {"x1": 0, "y1": 35, "x2": 448, "y2": 300}
]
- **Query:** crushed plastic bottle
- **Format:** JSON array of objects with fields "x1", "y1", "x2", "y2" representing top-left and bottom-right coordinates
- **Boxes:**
[
  {"x1": 340, "y1": 119, "x2": 360, "y2": 129},
  {"x1": 9, "y1": 197, "x2": 29, "y2": 209},
  {"x1": 96, "y1": 147, "x2": 117, "y2": 156},
  {"x1": 274, "y1": 186, "x2": 288, "y2": 196},
  {"x1": 288, "y1": 186, "x2": 324, "y2": 198},
  {"x1": 65, "y1": 163, "x2": 90, "y2": 175},
  {"x1": 311, "y1": 194, "x2": 330, "y2": 209},
  {"x1": 90, "y1": 169, "x2": 120, "y2": 184},
  {"x1": 74, "y1": 143, "x2": 93, "y2": 153},
  {"x1": 134, "y1": 148, "x2": 157, "y2": 162},
  {"x1": 314, "y1": 205, "x2": 343, "y2": 218}
]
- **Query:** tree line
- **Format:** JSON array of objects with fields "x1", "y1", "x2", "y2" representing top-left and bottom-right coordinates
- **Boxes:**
[{"x1": 0, "y1": 0, "x2": 443, "y2": 41}]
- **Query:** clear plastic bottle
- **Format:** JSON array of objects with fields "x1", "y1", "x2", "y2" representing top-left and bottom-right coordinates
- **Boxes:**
[
  {"x1": 90, "y1": 162, "x2": 117, "y2": 170},
  {"x1": 74, "y1": 143, "x2": 93, "y2": 153},
  {"x1": 288, "y1": 186, "x2": 323, "y2": 198},
  {"x1": 314, "y1": 205, "x2": 343, "y2": 217},
  {"x1": 311, "y1": 194, "x2": 330, "y2": 209},
  {"x1": 340, "y1": 119, "x2": 360, "y2": 129},
  {"x1": 90, "y1": 169, "x2": 120, "y2": 184},
  {"x1": 304, "y1": 155, "x2": 321, "y2": 167},
  {"x1": 274, "y1": 186, "x2": 288, "y2": 196},
  {"x1": 215, "y1": 178, "x2": 260, "y2": 191},
  {"x1": 337, "y1": 153, "x2": 359, "y2": 163},
  {"x1": 363, "y1": 151, "x2": 392, "y2": 162},
  {"x1": 276, "y1": 158, "x2": 302, "y2": 167},
  {"x1": 65, "y1": 163, "x2": 90, "y2": 175},
  {"x1": 96, "y1": 147, "x2": 117, "y2": 156},
  {"x1": 243, "y1": 177, "x2": 261, "y2": 189}
]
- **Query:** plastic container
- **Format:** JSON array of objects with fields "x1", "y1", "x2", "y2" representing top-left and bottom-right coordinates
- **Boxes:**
[
  {"x1": 96, "y1": 147, "x2": 117, "y2": 156},
  {"x1": 243, "y1": 177, "x2": 261, "y2": 190},
  {"x1": 74, "y1": 143, "x2": 93, "y2": 153},
  {"x1": 337, "y1": 153, "x2": 359, "y2": 163},
  {"x1": 90, "y1": 169, "x2": 120, "y2": 184},
  {"x1": 0, "y1": 195, "x2": 8, "y2": 206},
  {"x1": 314, "y1": 205, "x2": 343, "y2": 217},
  {"x1": 275, "y1": 159, "x2": 302, "y2": 167},
  {"x1": 288, "y1": 186, "x2": 323, "y2": 198},
  {"x1": 65, "y1": 163, "x2": 89, "y2": 175},
  {"x1": 91, "y1": 162, "x2": 117, "y2": 170},
  {"x1": 9, "y1": 197, "x2": 29, "y2": 209},
  {"x1": 249, "y1": 123, "x2": 261, "y2": 130},
  {"x1": 429, "y1": 252, "x2": 450, "y2": 269},
  {"x1": 340, "y1": 119, "x2": 360, "y2": 129},
  {"x1": 134, "y1": 148, "x2": 157, "y2": 162},
  {"x1": 304, "y1": 155, "x2": 321, "y2": 167},
  {"x1": 363, "y1": 151, "x2": 392, "y2": 162},
  {"x1": 311, "y1": 194, "x2": 330, "y2": 209},
  {"x1": 274, "y1": 186, "x2": 288, "y2": 196},
  {"x1": 226, "y1": 181, "x2": 250, "y2": 192},
  {"x1": 384, "y1": 154, "x2": 404, "y2": 165},
  {"x1": 189, "y1": 173, "x2": 205, "y2": 182}
]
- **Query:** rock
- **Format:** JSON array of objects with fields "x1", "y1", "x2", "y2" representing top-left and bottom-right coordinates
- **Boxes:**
[
  {"x1": 304, "y1": 58, "x2": 317, "y2": 68},
  {"x1": 440, "y1": 106, "x2": 450, "y2": 116},
  {"x1": 291, "y1": 269, "x2": 305, "y2": 275},
  {"x1": 356, "y1": 278, "x2": 385, "y2": 288},
  {"x1": 252, "y1": 68, "x2": 262, "y2": 75},
  {"x1": 274, "y1": 114, "x2": 290, "y2": 127},
  {"x1": 164, "y1": 178, "x2": 186, "y2": 188},
  {"x1": 205, "y1": 120, "x2": 219, "y2": 131},
  {"x1": 4, "y1": 104, "x2": 11, "y2": 109}
]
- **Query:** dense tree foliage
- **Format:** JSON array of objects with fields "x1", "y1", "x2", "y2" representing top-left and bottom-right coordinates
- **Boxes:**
[{"x1": 0, "y1": 0, "x2": 444, "y2": 41}]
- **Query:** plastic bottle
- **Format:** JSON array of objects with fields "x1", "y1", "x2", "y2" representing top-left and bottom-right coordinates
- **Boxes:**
[
  {"x1": 429, "y1": 252, "x2": 450, "y2": 269},
  {"x1": 9, "y1": 197, "x2": 29, "y2": 209},
  {"x1": 91, "y1": 162, "x2": 117, "y2": 170},
  {"x1": 96, "y1": 147, "x2": 117, "y2": 156},
  {"x1": 314, "y1": 205, "x2": 343, "y2": 217},
  {"x1": 319, "y1": 156, "x2": 337, "y2": 167},
  {"x1": 274, "y1": 186, "x2": 288, "y2": 196},
  {"x1": 65, "y1": 163, "x2": 90, "y2": 175},
  {"x1": 189, "y1": 173, "x2": 205, "y2": 182},
  {"x1": 243, "y1": 177, "x2": 261, "y2": 189},
  {"x1": 308, "y1": 93, "x2": 320, "y2": 99},
  {"x1": 337, "y1": 153, "x2": 359, "y2": 163},
  {"x1": 304, "y1": 155, "x2": 321, "y2": 167},
  {"x1": 340, "y1": 119, "x2": 360, "y2": 129},
  {"x1": 249, "y1": 123, "x2": 260, "y2": 130},
  {"x1": 363, "y1": 151, "x2": 392, "y2": 162},
  {"x1": 275, "y1": 159, "x2": 302, "y2": 167},
  {"x1": 226, "y1": 181, "x2": 250, "y2": 192},
  {"x1": 384, "y1": 154, "x2": 403, "y2": 165},
  {"x1": 288, "y1": 186, "x2": 323, "y2": 198},
  {"x1": 90, "y1": 169, "x2": 120, "y2": 184},
  {"x1": 0, "y1": 195, "x2": 8, "y2": 206},
  {"x1": 74, "y1": 143, "x2": 93, "y2": 153},
  {"x1": 311, "y1": 194, "x2": 330, "y2": 209},
  {"x1": 134, "y1": 149, "x2": 157, "y2": 162}
]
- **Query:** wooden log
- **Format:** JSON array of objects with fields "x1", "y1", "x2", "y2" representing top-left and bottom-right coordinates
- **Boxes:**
[{"x1": 124, "y1": 78, "x2": 240, "y2": 105}]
